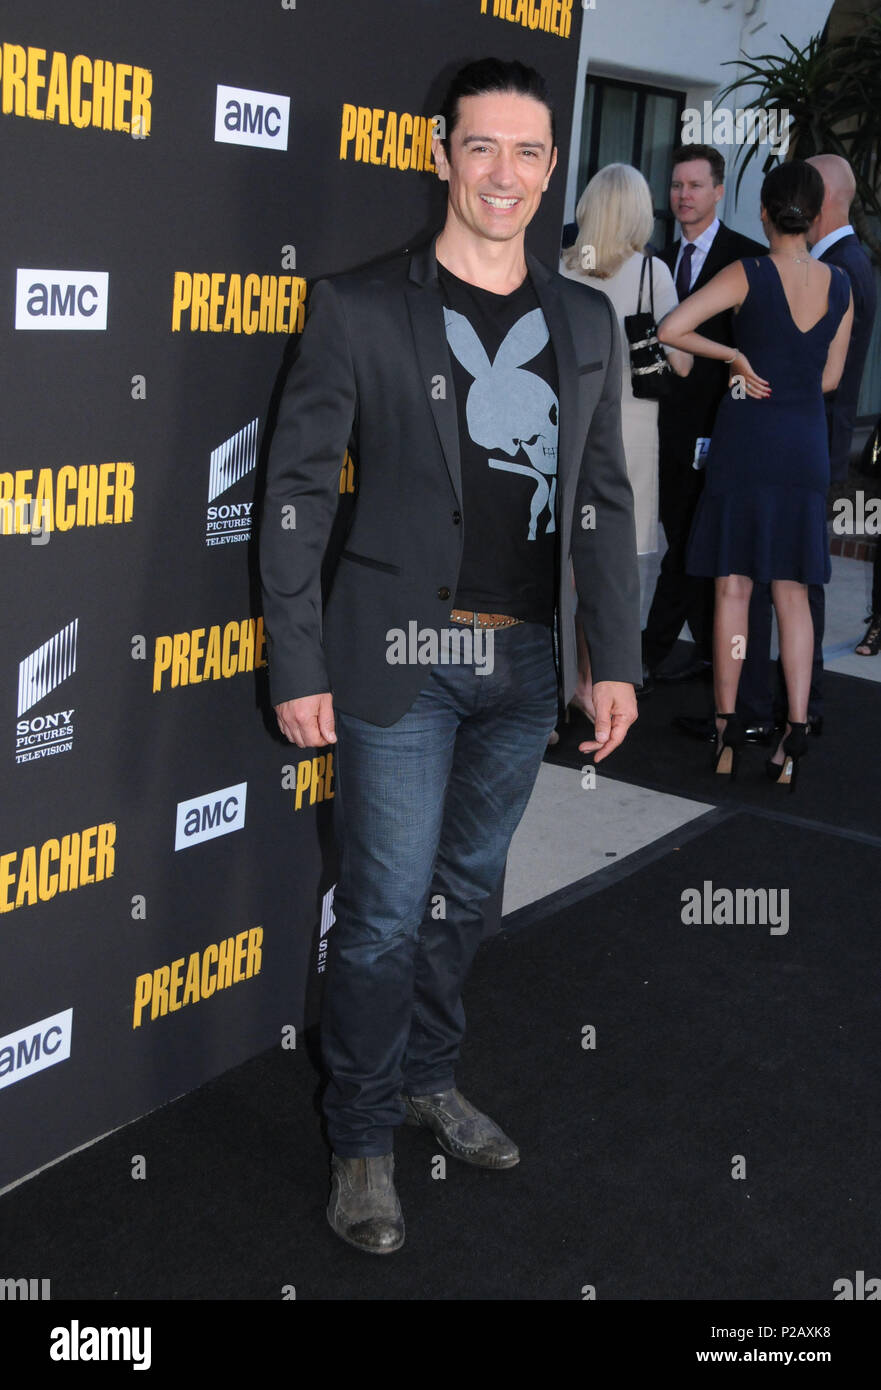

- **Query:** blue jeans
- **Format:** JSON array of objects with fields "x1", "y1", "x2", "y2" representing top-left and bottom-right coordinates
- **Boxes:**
[{"x1": 321, "y1": 621, "x2": 559, "y2": 1156}]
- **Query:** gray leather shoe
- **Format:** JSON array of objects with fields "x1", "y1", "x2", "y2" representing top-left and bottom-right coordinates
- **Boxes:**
[
  {"x1": 402, "y1": 1087, "x2": 520, "y2": 1168},
  {"x1": 327, "y1": 1153, "x2": 405, "y2": 1254}
]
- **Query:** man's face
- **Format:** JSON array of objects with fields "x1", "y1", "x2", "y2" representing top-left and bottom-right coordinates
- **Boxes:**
[
  {"x1": 670, "y1": 159, "x2": 723, "y2": 236},
  {"x1": 433, "y1": 91, "x2": 557, "y2": 244}
]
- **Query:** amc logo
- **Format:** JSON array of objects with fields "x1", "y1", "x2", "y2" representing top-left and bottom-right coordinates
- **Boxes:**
[
  {"x1": 15, "y1": 270, "x2": 109, "y2": 331},
  {"x1": 0, "y1": 1008, "x2": 73, "y2": 1090},
  {"x1": 175, "y1": 781, "x2": 247, "y2": 850},
  {"x1": 214, "y1": 84, "x2": 290, "y2": 151}
]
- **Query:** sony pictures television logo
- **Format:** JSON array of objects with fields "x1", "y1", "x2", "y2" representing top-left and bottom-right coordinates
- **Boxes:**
[
  {"x1": 206, "y1": 419, "x2": 259, "y2": 546},
  {"x1": 15, "y1": 270, "x2": 109, "y2": 331},
  {"x1": 15, "y1": 620, "x2": 78, "y2": 765},
  {"x1": 214, "y1": 84, "x2": 290, "y2": 151}
]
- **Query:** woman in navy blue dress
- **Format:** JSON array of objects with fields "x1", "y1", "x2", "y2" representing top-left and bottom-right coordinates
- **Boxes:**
[{"x1": 658, "y1": 161, "x2": 853, "y2": 788}]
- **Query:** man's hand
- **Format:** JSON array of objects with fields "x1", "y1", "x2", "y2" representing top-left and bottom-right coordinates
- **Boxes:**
[
  {"x1": 577, "y1": 680, "x2": 637, "y2": 763},
  {"x1": 275, "y1": 692, "x2": 336, "y2": 748}
]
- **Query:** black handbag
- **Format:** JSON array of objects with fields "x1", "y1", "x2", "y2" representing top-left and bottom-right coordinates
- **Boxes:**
[{"x1": 623, "y1": 255, "x2": 673, "y2": 400}]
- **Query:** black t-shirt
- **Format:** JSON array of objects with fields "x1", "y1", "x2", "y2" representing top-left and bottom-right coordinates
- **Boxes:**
[{"x1": 437, "y1": 263, "x2": 559, "y2": 625}]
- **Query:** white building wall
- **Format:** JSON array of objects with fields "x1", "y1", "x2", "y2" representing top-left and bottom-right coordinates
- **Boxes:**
[{"x1": 565, "y1": 0, "x2": 835, "y2": 243}]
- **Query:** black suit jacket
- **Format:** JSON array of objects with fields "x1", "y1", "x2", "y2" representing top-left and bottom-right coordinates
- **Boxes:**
[
  {"x1": 259, "y1": 232, "x2": 641, "y2": 726},
  {"x1": 819, "y1": 233, "x2": 877, "y2": 481},
  {"x1": 658, "y1": 221, "x2": 767, "y2": 461}
]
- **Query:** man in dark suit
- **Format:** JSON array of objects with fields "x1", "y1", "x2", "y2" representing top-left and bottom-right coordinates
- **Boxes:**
[
  {"x1": 737, "y1": 153, "x2": 877, "y2": 728},
  {"x1": 642, "y1": 144, "x2": 766, "y2": 686},
  {"x1": 260, "y1": 58, "x2": 640, "y2": 1254}
]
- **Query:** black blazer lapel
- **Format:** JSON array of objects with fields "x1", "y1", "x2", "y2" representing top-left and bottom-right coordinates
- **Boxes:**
[
  {"x1": 689, "y1": 222, "x2": 733, "y2": 293},
  {"x1": 406, "y1": 235, "x2": 463, "y2": 507},
  {"x1": 526, "y1": 250, "x2": 579, "y2": 518}
]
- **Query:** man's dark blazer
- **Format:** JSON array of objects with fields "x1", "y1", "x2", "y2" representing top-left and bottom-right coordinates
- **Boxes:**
[
  {"x1": 658, "y1": 221, "x2": 767, "y2": 462},
  {"x1": 818, "y1": 232, "x2": 877, "y2": 481},
  {"x1": 259, "y1": 232, "x2": 641, "y2": 727}
]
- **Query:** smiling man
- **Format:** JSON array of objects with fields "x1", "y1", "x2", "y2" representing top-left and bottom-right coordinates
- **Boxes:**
[{"x1": 260, "y1": 57, "x2": 641, "y2": 1254}]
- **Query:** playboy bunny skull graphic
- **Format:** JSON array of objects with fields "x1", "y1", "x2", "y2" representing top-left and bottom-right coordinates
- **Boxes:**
[{"x1": 444, "y1": 306, "x2": 558, "y2": 540}]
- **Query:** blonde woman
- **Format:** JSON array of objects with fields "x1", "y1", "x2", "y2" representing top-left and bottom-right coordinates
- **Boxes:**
[{"x1": 555, "y1": 164, "x2": 690, "y2": 725}]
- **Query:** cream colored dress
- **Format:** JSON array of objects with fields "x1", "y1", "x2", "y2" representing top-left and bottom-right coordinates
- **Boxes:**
[{"x1": 559, "y1": 251, "x2": 679, "y2": 554}]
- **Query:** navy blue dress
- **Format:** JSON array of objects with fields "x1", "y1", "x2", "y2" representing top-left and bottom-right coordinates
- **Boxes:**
[{"x1": 686, "y1": 256, "x2": 850, "y2": 584}]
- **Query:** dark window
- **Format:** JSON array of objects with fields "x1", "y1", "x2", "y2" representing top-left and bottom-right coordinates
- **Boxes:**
[{"x1": 576, "y1": 76, "x2": 686, "y2": 252}]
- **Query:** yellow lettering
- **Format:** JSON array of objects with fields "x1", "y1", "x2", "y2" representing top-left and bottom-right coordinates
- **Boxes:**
[
  {"x1": 15, "y1": 846, "x2": 38, "y2": 909},
  {"x1": 246, "y1": 926, "x2": 263, "y2": 977},
  {"x1": 131, "y1": 66, "x2": 151, "y2": 136},
  {"x1": 189, "y1": 628, "x2": 206, "y2": 684},
  {"x1": 151, "y1": 965, "x2": 170, "y2": 1020},
  {"x1": 79, "y1": 826, "x2": 97, "y2": 886},
  {"x1": 95, "y1": 822, "x2": 115, "y2": 883},
  {"x1": 75, "y1": 464, "x2": 99, "y2": 528},
  {"x1": 56, "y1": 465, "x2": 77, "y2": 530},
  {"x1": 58, "y1": 833, "x2": 80, "y2": 893},
  {"x1": 216, "y1": 937, "x2": 235, "y2": 990},
  {"x1": 45, "y1": 50, "x2": 69, "y2": 124},
  {"x1": 25, "y1": 46, "x2": 46, "y2": 119},
  {"x1": 354, "y1": 104, "x2": 371, "y2": 163},
  {"x1": 191, "y1": 272, "x2": 210, "y2": 332},
  {"x1": 233, "y1": 929, "x2": 249, "y2": 982},
  {"x1": 242, "y1": 274, "x2": 260, "y2": 334},
  {"x1": 369, "y1": 107, "x2": 384, "y2": 165},
  {"x1": 91, "y1": 58, "x2": 114, "y2": 130},
  {"x1": 339, "y1": 102, "x2": 357, "y2": 159},
  {"x1": 172, "y1": 272, "x2": 192, "y2": 332},
  {"x1": 0, "y1": 851, "x2": 16, "y2": 913},
  {"x1": 171, "y1": 631, "x2": 189, "y2": 689},
  {"x1": 223, "y1": 273, "x2": 242, "y2": 332},
  {"x1": 132, "y1": 973, "x2": 152, "y2": 1028},
  {"x1": 381, "y1": 109, "x2": 397, "y2": 166},
  {"x1": 70, "y1": 54, "x2": 91, "y2": 128},
  {"x1": 1, "y1": 44, "x2": 27, "y2": 116},
  {"x1": 38, "y1": 840, "x2": 59, "y2": 901},
  {"x1": 168, "y1": 957, "x2": 185, "y2": 1011},
  {"x1": 182, "y1": 952, "x2": 201, "y2": 1006},
  {"x1": 202, "y1": 625, "x2": 221, "y2": 682},
  {"x1": 201, "y1": 944, "x2": 218, "y2": 998},
  {"x1": 397, "y1": 112, "x2": 412, "y2": 171},
  {"x1": 113, "y1": 62, "x2": 132, "y2": 131},
  {"x1": 208, "y1": 272, "x2": 225, "y2": 332}
]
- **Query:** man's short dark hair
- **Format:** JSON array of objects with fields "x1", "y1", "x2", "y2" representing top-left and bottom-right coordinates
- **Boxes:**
[
  {"x1": 438, "y1": 57, "x2": 556, "y2": 160},
  {"x1": 671, "y1": 144, "x2": 725, "y2": 186}
]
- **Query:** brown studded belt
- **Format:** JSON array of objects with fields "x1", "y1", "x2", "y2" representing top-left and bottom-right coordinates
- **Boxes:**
[{"x1": 449, "y1": 609, "x2": 523, "y2": 629}]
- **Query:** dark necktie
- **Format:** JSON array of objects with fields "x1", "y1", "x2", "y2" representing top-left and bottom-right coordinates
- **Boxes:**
[{"x1": 675, "y1": 242, "x2": 696, "y2": 300}]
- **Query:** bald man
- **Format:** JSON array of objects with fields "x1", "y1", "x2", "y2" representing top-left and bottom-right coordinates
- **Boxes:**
[{"x1": 737, "y1": 152, "x2": 877, "y2": 732}]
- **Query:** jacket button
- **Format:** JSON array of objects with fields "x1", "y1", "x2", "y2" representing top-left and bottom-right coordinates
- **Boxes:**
[
  {"x1": 437, "y1": 586, "x2": 451, "y2": 600},
  {"x1": 452, "y1": 511, "x2": 461, "y2": 524}
]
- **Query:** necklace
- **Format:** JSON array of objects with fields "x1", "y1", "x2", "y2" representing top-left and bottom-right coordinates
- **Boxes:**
[{"x1": 780, "y1": 249, "x2": 811, "y2": 284}]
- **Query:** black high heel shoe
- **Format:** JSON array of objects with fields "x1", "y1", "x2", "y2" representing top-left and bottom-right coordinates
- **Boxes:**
[
  {"x1": 765, "y1": 721, "x2": 808, "y2": 792},
  {"x1": 713, "y1": 712, "x2": 745, "y2": 780}
]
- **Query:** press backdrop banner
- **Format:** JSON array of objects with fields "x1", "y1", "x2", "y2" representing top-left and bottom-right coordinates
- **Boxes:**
[{"x1": 0, "y1": 0, "x2": 580, "y2": 1188}]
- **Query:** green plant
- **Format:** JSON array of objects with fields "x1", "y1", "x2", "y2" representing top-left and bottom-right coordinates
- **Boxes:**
[{"x1": 715, "y1": 15, "x2": 881, "y2": 261}]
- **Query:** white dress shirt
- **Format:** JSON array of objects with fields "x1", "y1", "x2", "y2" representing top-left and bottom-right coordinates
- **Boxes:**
[
  {"x1": 673, "y1": 217, "x2": 721, "y2": 293},
  {"x1": 810, "y1": 224, "x2": 855, "y2": 260}
]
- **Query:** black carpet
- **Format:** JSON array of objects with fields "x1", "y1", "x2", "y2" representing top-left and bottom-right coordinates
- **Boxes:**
[
  {"x1": 547, "y1": 661, "x2": 881, "y2": 838},
  {"x1": 2, "y1": 811, "x2": 878, "y2": 1303}
]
